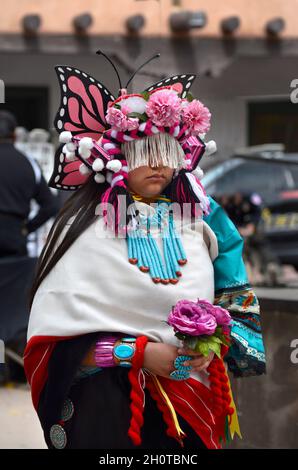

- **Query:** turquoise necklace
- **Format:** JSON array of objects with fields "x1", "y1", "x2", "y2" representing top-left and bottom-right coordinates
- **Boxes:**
[{"x1": 127, "y1": 195, "x2": 187, "y2": 284}]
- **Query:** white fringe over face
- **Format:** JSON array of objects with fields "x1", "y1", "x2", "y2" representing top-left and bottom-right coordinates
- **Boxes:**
[{"x1": 121, "y1": 133, "x2": 186, "y2": 172}]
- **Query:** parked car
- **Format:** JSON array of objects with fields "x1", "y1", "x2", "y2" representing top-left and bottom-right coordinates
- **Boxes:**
[
  {"x1": 202, "y1": 145, "x2": 298, "y2": 269},
  {"x1": 260, "y1": 192, "x2": 298, "y2": 270},
  {"x1": 202, "y1": 145, "x2": 298, "y2": 205}
]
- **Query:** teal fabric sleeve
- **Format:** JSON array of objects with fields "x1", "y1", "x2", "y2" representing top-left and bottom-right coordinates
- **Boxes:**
[
  {"x1": 203, "y1": 195, "x2": 266, "y2": 377},
  {"x1": 203, "y1": 195, "x2": 249, "y2": 292}
]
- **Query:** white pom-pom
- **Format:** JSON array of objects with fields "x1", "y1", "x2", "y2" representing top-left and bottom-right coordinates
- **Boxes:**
[
  {"x1": 65, "y1": 142, "x2": 76, "y2": 152},
  {"x1": 65, "y1": 152, "x2": 76, "y2": 162},
  {"x1": 106, "y1": 171, "x2": 113, "y2": 184},
  {"x1": 79, "y1": 137, "x2": 93, "y2": 150},
  {"x1": 59, "y1": 131, "x2": 72, "y2": 144},
  {"x1": 106, "y1": 159, "x2": 122, "y2": 173},
  {"x1": 79, "y1": 147, "x2": 91, "y2": 159},
  {"x1": 138, "y1": 122, "x2": 146, "y2": 132},
  {"x1": 79, "y1": 163, "x2": 91, "y2": 175},
  {"x1": 192, "y1": 166, "x2": 204, "y2": 180},
  {"x1": 183, "y1": 158, "x2": 192, "y2": 168},
  {"x1": 205, "y1": 140, "x2": 217, "y2": 156},
  {"x1": 92, "y1": 158, "x2": 104, "y2": 172},
  {"x1": 94, "y1": 173, "x2": 106, "y2": 184},
  {"x1": 151, "y1": 126, "x2": 160, "y2": 134}
]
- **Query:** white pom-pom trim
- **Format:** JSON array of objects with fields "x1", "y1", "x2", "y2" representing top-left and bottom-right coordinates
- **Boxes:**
[
  {"x1": 138, "y1": 122, "x2": 146, "y2": 132},
  {"x1": 192, "y1": 166, "x2": 204, "y2": 180},
  {"x1": 79, "y1": 137, "x2": 93, "y2": 150},
  {"x1": 103, "y1": 143, "x2": 117, "y2": 151},
  {"x1": 151, "y1": 126, "x2": 160, "y2": 134},
  {"x1": 106, "y1": 171, "x2": 113, "y2": 184},
  {"x1": 205, "y1": 140, "x2": 217, "y2": 156},
  {"x1": 183, "y1": 158, "x2": 192, "y2": 168},
  {"x1": 111, "y1": 174, "x2": 123, "y2": 188},
  {"x1": 106, "y1": 160, "x2": 122, "y2": 173},
  {"x1": 92, "y1": 158, "x2": 104, "y2": 172},
  {"x1": 65, "y1": 152, "x2": 76, "y2": 162},
  {"x1": 94, "y1": 173, "x2": 106, "y2": 184},
  {"x1": 65, "y1": 142, "x2": 76, "y2": 152},
  {"x1": 59, "y1": 131, "x2": 73, "y2": 144},
  {"x1": 79, "y1": 163, "x2": 91, "y2": 175},
  {"x1": 79, "y1": 147, "x2": 91, "y2": 159},
  {"x1": 173, "y1": 125, "x2": 180, "y2": 137}
]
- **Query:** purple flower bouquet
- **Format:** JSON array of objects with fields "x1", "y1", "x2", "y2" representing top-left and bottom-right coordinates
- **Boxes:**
[{"x1": 167, "y1": 299, "x2": 232, "y2": 358}]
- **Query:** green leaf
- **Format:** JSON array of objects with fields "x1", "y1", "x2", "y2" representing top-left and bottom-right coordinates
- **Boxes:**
[
  {"x1": 127, "y1": 112, "x2": 147, "y2": 122},
  {"x1": 209, "y1": 335, "x2": 222, "y2": 344},
  {"x1": 186, "y1": 92, "x2": 194, "y2": 102},
  {"x1": 208, "y1": 342, "x2": 221, "y2": 359},
  {"x1": 140, "y1": 91, "x2": 150, "y2": 101},
  {"x1": 175, "y1": 331, "x2": 188, "y2": 341},
  {"x1": 114, "y1": 103, "x2": 121, "y2": 110},
  {"x1": 184, "y1": 337, "x2": 198, "y2": 350},
  {"x1": 221, "y1": 336, "x2": 231, "y2": 347},
  {"x1": 197, "y1": 336, "x2": 209, "y2": 343},
  {"x1": 195, "y1": 341, "x2": 209, "y2": 356}
]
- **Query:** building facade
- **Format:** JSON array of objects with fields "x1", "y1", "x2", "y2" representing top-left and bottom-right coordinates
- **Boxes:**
[{"x1": 1, "y1": 0, "x2": 298, "y2": 165}]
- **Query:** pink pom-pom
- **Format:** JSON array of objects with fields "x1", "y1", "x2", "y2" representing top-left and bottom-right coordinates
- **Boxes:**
[
  {"x1": 106, "y1": 107, "x2": 139, "y2": 132},
  {"x1": 182, "y1": 100, "x2": 211, "y2": 135},
  {"x1": 146, "y1": 89, "x2": 181, "y2": 127}
]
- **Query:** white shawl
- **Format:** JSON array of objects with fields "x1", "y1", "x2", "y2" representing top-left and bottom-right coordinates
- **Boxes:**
[{"x1": 28, "y1": 201, "x2": 219, "y2": 386}]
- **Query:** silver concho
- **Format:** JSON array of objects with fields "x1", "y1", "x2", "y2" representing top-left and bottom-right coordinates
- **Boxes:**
[
  {"x1": 50, "y1": 424, "x2": 67, "y2": 449},
  {"x1": 61, "y1": 398, "x2": 74, "y2": 422}
]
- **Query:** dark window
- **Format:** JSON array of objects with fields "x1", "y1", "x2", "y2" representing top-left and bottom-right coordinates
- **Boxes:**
[
  {"x1": 248, "y1": 101, "x2": 298, "y2": 153},
  {"x1": 1, "y1": 86, "x2": 49, "y2": 130}
]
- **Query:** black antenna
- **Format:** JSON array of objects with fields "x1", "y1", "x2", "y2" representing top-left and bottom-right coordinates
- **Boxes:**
[
  {"x1": 96, "y1": 49, "x2": 122, "y2": 91},
  {"x1": 125, "y1": 53, "x2": 161, "y2": 90}
]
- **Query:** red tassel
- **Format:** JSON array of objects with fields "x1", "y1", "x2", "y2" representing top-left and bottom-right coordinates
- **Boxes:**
[
  {"x1": 145, "y1": 377, "x2": 185, "y2": 446},
  {"x1": 207, "y1": 341, "x2": 234, "y2": 421},
  {"x1": 127, "y1": 336, "x2": 148, "y2": 446}
]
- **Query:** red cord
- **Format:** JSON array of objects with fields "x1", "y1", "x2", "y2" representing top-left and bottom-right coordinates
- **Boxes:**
[
  {"x1": 127, "y1": 335, "x2": 148, "y2": 446},
  {"x1": 207, "y1": 339, "x2": 234, "y2": 418}
]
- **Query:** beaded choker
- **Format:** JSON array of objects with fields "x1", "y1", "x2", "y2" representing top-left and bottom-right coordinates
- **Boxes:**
[{"x1": 127, "y1": 193, "x2": 187, "y2": 284}]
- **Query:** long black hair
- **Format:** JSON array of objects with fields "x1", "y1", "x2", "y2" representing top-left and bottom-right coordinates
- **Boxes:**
[{"x1": 29, "y1": 177, "x2": 109, "y2": 309}]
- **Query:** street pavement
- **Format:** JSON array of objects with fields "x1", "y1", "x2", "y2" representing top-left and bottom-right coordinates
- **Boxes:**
[{"x1": 0, "y1": 383, "x2": 46, "y2": 449}]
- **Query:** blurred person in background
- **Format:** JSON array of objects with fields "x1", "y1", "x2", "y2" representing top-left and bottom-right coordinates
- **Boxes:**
[
  {"x1": 0, "y1": 110, "x2": 60, "y2": 384},
  {"x1": 0, "y1": 110, "x2": 60, "y2": 257},
  {"x1": 227, "y1": 191, "x2": 281, "y2": 286}
]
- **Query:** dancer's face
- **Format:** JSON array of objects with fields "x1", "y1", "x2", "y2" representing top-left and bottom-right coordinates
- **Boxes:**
[{"x1": 127, "y1": 164, "x2": 174, "y2": 199}]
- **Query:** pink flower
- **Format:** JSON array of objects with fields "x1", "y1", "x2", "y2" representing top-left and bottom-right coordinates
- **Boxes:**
[
  {"x1": 168, "y1": 300, "x2": 217, "y2": 336},
  {"x1": 195, "y1": 299, "x2": 232, "y2": 329},
  {"x1": 121, "y1": 104, "x2": 131, "y2": 115},
  {"x1": 125, "y1": 118, "x2": 139, "y2": 131},
  {"x1": 106, "y1": 106, "x2": 139, "y2": 132},
  {"x1": 146, "y1": 90, "x2": 181, "y2": 127},
  {"x1": 182, "y1": 100, "x2": 211, "y2": 135}
]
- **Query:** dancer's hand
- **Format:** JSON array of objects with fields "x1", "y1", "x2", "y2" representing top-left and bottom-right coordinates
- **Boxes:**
[
  {"x1": 177, "y1": 347, "x2": 214, "y2": 372},
  {"x1": 143, "y1": 342, "x2": 214, "y2": 379},
  {"x1": 143, "y1": 342, "x2": 180, "y2": 378}
]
